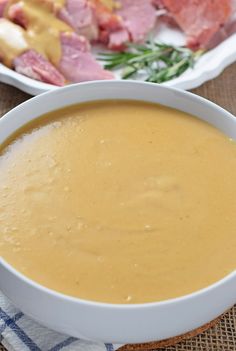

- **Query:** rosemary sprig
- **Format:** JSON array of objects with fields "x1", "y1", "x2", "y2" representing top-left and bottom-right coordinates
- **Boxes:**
[{"x1": 99, "y1": 42, "x2": 204, "y2": 83}]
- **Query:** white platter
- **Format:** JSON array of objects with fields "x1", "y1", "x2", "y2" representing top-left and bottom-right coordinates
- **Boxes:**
[{"x1": 1, "y1": 24, "x2": 236, "y2": 95}]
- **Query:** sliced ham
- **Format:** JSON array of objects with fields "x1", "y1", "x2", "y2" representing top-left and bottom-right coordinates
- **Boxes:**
[
  {"x1": 7, "y1": 0, "x2": 127, "y2": 50},
  {"x1": 4, "y1": 0, "x2": 131, "y2": 51},
  {"x1": 92, "y1": 0, "x2": 122, "y2": 31},
  {"x1": 160, "y1": 0, "x2": 232, "y2": 49},
  {"x1": 0, "y1": 18, "x2": 66, "y2": 85},
  {"x1": 59, "y1": 32, "x2": 114, "y2": 81},
  {"x1": 59, "y1": 0, "x2": 128, "y2": 50},
  {"x1": 207, "y1": 0, "x2": 236, "y2": 48},
  {"x1": 14, "y1": 49, "x2": 66, "y2": 86},
  {"x1": 90, "y1": 0, "x2": 128, "y2": 49},
  {"x1": 58, "y1": 0, "x2": 98, "y2": 40},
  {"x1": 115, "y1": 0, "x2": 157, "y2": 43},
  {"x1": 14, "y1": 33, "x2": 114, "y2": 84},
  {"x1": 95, "y1": 0, "x2": 157, "y2": 49},
  {"x1": 58, "y1": 0, "x2": 131, "y2": 50},
  {"x1": 6, "y1": 3, "x2": 114, "y2": 82},
  {"x1": 108, "y1": 28, "x2": 129, "y2": 49},
  {"x1": 6, "y1": 0, "x2": 99, "y2": 40}
]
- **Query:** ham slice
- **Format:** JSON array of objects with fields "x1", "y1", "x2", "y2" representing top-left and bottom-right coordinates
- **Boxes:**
[
  {"x1": 108, "y1": 28, "x2": 129, "y2": 49},
  {"x1": 7, "y1": 3, "x2": 114, "y2": 82},
  {"x1": 14, "y1": 49, "x2": 66, "y2": 86},
  {"x1": 206, "y1": 0, "x2": 236, "y2": 48},
  {"x1": 160, "y1": 0, "x2": 232, "y2": 49},
  {"x1": 115, "y1": 0, "x2": 157, "y2": 43},
  {"x1": 3, "y1": 0, "x2": 131, "y2": 50},
  {"x1": 0, "y1": 18, "x2": 66, "y2": 86},
  {"x1": 58, "y1": 0, "x2": 98, "y2": 40},
  {"x1": 59, "y1": 0, "x2": 130, "y2": 50},
  {"x1": 59, "y1": 32, "x2": 114, "y2": 81},
  {"x1": 6, "y1": 0, "x2": 98, "y2": 39},
  {"x1": 7, "y1": 0, "x2": 121, "y2": 47},
  {"x1": 56, "y1": 0, "x2": 121, "y2": 45},
  {"x1": 96, "y1": 0, "x2": 157, "y2": 49}
]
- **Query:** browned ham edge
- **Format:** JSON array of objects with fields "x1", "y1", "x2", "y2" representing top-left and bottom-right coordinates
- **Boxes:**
[
  {"x1": 155, "y1": 0, "x2": 232, "y2": 49},
  {"x1": 14, "y1": 50, "x2": 66, "y2": 86}
]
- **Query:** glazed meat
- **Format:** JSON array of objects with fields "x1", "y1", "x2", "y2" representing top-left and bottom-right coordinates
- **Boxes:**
[
  {"x1": 0, "y1": 18, "x2": 65, "y2": 85},
  {"x1": 91, "y1": 0, "x2": 128, "y2": 49},
  {"x1": 115, "y1": 0, "x2": 157, "y2": 43},
  {"x1": 97, "y1": 0, "x2": 157, "y2": 49},
  {"x1": 158, "y1": 0, "x2": 232, "y2": 49},
  {"x1": 14, "y1": 49, "x2": 66, "y2": 86},
  {"x1": 58, "y1": 0, "x2": 99, "y2": 40},
  {"x1": 59, "y1": 32, "x2": 114, "y2": 82},
  {"x1": 0, "y1": 0, "x2": 113, "y2": 84}
]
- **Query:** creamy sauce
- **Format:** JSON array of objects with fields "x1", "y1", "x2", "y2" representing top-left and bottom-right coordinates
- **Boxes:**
[
  {"x1": 1, "y1": 0, "x2": 71, "y2": 67},
  {"x1": 0, "y1": 0, "x2": 120, "y2": 67},
  {"x1": 0, "y1": 101, "x2": 236, "y2": 304}
]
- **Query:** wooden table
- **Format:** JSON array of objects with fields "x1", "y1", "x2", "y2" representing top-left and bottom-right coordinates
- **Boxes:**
[{"x1": 0, "y1": 64, "x2": 236, "y2": 350}]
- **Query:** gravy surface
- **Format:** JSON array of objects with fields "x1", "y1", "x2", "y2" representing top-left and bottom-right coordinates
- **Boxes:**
[{"x1": 0, "y1": 100, "x2": 236, "y2": 304}]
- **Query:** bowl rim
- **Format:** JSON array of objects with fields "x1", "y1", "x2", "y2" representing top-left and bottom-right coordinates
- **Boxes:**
[
  {"x1": 1, "y1": 257, "x2": 236, "y2": 309},
  {"x1": 0, "y1": 80, "x2": 236, "y2": 310}
]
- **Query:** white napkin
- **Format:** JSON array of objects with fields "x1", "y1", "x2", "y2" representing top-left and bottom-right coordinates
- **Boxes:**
[{"x1": 0, "y1": 292, "x2": 122, "y2": 351}]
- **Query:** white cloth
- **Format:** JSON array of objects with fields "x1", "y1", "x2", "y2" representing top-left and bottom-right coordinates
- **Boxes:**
[{"x1": 0, "y1": 292, "x2": 122, "y2": 351}]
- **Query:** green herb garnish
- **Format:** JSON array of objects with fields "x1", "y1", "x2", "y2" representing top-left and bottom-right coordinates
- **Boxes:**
[{"x1": 99, "y1": 42, "x2": 204, "y2": 83}]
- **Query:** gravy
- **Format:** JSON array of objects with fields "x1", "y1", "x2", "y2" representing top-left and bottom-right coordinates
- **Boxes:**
[
  {"x1": 0, "y1": 100, "x2": 236, "y2": 304},
  {"x1": 1, "y1": 0, "x2": 71, "y2": 67}
]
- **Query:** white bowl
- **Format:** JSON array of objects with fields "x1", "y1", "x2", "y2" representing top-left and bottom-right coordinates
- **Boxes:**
[{"x1": 0, "y1": 81, "x2": 236, "y2": 344}]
